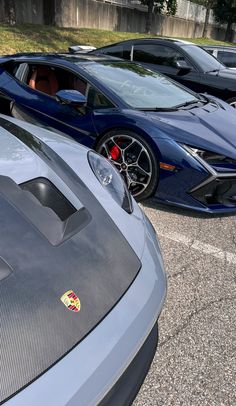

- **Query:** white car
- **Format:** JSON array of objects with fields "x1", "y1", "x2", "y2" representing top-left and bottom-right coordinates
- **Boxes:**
[{"x1": 0, "y1": 114, "x2": 166, "y2": 406}]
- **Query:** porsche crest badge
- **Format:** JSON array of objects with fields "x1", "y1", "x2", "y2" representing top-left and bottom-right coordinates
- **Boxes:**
[{"x1": 60, "y1": 290, "x2": 81, "y2": 312}]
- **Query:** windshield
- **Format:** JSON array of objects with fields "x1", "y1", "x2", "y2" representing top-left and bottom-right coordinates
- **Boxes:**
[
  {"x1": 83, "y1": 62, "x2": 200, "y2": 109},
  {"x1": 184, "y1": 45, "x2": 225, "y2": 72}
]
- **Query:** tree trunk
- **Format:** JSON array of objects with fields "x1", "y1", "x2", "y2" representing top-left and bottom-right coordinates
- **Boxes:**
[
  {"x1": 43, "y1": 0, "x2": 55, "y2": 25},
  {"x1": 203, "y1": 6, "x2": 210, "y2": 37},
  {"x1": 4, "y1": 0, "x2": 16, "y2": 25},
  {"x1": 146, "y1": 0, "x2": 154, "y2": 34},
  {"x1": 225, "y1": 21, "x2": 232, "y2": 42}
]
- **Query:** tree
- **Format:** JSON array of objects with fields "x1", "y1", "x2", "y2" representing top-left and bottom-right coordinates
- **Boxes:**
[
  {"x1": 140, "y1": 0, "x2": 177, "y2": 34},
  {"x1": 4, "y1": 0, "x2": 16, "y2": 25},
  {"x1": 203, "y1": 1, "x2": 216, "y2": 37},
  {"x1": 212, "y1": 0, "x2": 236, "y2": 41},
  {"x1": 193, "y1": 1, "x2": 216, "y2": 37}
]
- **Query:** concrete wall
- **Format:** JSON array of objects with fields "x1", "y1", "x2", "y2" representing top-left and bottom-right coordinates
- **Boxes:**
[
  {"x1": 0, "y1": 0, "x2": 230, "y2": 41},
  {"x1": 54, "y1": 0, "x2": 226, "y2": 40},
  {"x1": 0, "y1": 0, "x2": 44, "y2": 24},
  {"x1": 175, "y1": 0, "x2": 215, "y2": 24},
  {"x1": 54, "y1": 0, "x2": 147, "y2": 32},
  {"x1": 14, "y1": 0, "x2": 43, "y2": 24}
]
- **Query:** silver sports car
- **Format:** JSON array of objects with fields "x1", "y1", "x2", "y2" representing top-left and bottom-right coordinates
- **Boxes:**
[{"x1": 0, "y1": 114, "x2": 166, "y2": 405}]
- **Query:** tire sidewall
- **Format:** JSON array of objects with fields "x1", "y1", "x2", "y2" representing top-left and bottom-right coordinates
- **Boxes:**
[{"x1": 95, "y1": 129, "x2": 159, "y2": 201}]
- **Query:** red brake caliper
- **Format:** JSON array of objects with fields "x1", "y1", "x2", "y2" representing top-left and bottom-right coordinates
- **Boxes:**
[{"x1": 109, "y1": 145, "x2": 120, "y2": 160}]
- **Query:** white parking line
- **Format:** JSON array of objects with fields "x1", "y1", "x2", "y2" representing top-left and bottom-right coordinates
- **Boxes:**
[{"x1": 158, "y1": 231, "x2": 236, "y2": 265}]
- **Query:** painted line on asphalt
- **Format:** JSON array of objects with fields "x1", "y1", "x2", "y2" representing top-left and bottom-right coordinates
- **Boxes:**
[{"x1": 158, "y1": 231, "x2": 236, "y2": 265}]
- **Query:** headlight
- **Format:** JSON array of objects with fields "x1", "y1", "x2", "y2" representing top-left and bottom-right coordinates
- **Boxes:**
[
  {"x1": 182, "y1": 145, "x2": 236, "y2": 166},
  {"x1": 88, "y1": 151, "x2": 133, "y2": 214}
]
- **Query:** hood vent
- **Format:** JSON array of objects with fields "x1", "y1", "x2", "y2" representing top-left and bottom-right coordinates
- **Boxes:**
[
  {"x1": 0, "y1": 176, "x2": 91, "y2": 246},
  {"x1": 20, "y1": 177, "x2": 76, "y2": 221}
]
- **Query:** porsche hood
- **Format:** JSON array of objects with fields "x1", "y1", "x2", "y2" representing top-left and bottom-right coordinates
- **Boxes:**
[{"x1": 0, "y1": 116, "x2": 140, "y2": 403}]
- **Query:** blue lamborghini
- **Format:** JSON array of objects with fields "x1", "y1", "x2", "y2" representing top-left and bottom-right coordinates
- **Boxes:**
[{"x1": 0, "y1": 52, "x2": 236, "y2": 213}]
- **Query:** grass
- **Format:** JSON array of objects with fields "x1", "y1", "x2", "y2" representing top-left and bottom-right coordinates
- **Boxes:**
[{"x1": 0, "y1": 24, "x2": 234, "y2": 55}]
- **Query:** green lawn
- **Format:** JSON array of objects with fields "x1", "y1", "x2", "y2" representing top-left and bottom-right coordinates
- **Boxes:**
[{"x1": 0, "y1": 24, "x2": 233, "y2": 54}]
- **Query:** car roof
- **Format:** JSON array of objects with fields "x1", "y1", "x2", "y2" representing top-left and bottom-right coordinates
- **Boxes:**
[
  {"x1": 1, "y1": 52, "x2": 120, "y2": 64},
  {"x1": 202, "y1": 45, "x2": 236, "y2": 51},
  {"x1": 94, "y1": 37, "x2": 196, "y2": 48}
]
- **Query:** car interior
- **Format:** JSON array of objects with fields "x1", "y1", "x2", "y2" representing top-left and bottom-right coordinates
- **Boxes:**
[{"x1": 26, "y1": 64, "x2": 113, "y2": 109}]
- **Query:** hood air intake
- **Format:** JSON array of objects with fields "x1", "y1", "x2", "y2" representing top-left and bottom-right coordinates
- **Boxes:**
[{"x1": 0, "y1": 176, "x2": 91, "y2": 246}]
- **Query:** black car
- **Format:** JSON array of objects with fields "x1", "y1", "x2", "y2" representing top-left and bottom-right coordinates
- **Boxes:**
[
  {"x1": 90, "y1": 38, "x2": 236, "y2": 107},
  {"x1": 202, "y1": 45, "x2": 236, "y2": 68}
]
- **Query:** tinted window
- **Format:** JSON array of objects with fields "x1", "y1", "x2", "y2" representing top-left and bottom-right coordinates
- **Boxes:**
[
  {"x1": 99, "y1": 43, "x2": 131, "y2": 60},
  {"x1": 83, "y1": 61, "x2": 200, "y2": 109},
  {"x1": 218, "y1": 51, "x2": 236, "y2": 67},
  {"x1": 133, "y1": 44, "x2": 192, "y2": 68},
  {"x1": 122, "y1": 43, "x2": 132, "y2": 60},
  {"x1": 184, "y1": 45, "x2": 225, "y2": 72},
  {"x1": 99, "y1": 45, "x2": 124, "y2": 58}
]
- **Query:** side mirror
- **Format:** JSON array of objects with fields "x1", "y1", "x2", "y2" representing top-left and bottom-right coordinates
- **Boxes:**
[
  {"x1": 174, "y1": 61, "x2": 192, "y2": 76},
  {"x1": 56, "y1": 89, "x2": 87, "y2": 107}
]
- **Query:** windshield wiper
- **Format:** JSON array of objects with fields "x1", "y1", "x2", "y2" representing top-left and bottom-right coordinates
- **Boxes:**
[
  {"x1": 173, "y1": 99, "x2": 205, "y2": 109},
  {"x1": 137, "y1": 107, "x2": 178, "y2": 112},
  {"x1": 138, "y1": 98, "x2": 207, "y2": 112},
  {"x1": 205, "y1": 69, "x2": 220, "y2": 73}
]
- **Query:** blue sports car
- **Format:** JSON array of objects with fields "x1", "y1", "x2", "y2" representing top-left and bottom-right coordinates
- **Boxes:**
[{"x1": 0, "y1": 52, "x2": 236, "y2": 213}]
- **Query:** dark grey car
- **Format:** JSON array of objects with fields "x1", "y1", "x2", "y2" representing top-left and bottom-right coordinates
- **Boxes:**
[{"x1": 90, "y1": 38, "x2": 236, "y2": 107}]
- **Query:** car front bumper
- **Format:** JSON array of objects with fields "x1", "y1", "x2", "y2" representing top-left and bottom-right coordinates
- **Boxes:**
[
  {"x1": 154, "y1": 138, "x2": 236, "y2": 214},
  {"x1": 189, "y1": 173, "x2": 236, "y2": 213},
  {"x1": 5, "y1": 217, "x2": 166, "y2": 406}
]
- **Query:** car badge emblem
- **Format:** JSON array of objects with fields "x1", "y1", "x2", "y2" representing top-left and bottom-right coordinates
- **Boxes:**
[{"x1": 60, "y1": 290, "x2": 81, "y2": 312}]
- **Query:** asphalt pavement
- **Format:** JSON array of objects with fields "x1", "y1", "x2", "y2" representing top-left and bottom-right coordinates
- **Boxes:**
[{"x1": 135, "y1": 199, "x2": 236, "y2": 406}]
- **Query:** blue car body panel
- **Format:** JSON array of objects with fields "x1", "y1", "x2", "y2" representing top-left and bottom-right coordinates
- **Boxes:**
[{"x1": 1, "y1": 54, "x2": 236, "y2": 213}]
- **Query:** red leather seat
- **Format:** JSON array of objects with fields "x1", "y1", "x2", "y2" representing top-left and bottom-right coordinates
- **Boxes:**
[{"x1": 29, "y1": 67, "x2": 59, "y2": 96}]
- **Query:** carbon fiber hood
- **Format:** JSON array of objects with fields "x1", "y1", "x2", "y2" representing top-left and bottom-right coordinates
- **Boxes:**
[{"x1": 0, "y1": 117, "x2": 140, "y2": 403}]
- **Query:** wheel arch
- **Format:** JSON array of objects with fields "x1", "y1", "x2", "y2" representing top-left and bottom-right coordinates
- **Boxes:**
[
  {"x1": 93, "y1": 125, "x2": 163, "y2": 201},
  {"x1": 93, "y1": 125, "x2": 162, "y2": 161}
]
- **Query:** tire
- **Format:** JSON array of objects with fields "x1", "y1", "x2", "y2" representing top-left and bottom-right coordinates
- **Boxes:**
[
  {"x1": 226, "y1": 97, "x2": 236, "y2": 108},
  {"x1": 95, "y1": 129, "x2": 159, "y2": 201}
]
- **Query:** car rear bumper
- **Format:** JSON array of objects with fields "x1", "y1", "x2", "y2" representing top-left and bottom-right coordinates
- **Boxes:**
[{"x1": 4, "y1": 218, "x2": 166, "y2": 406}]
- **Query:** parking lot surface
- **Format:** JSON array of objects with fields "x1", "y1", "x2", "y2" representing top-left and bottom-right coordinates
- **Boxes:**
[{"x1": 135, "y1": 199, "x2": 236, "y2": 406}]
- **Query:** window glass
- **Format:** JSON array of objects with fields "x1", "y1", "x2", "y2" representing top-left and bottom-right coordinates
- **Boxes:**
[
  {"x1": 87, "y1": 86, "x2": 114, "y2": 109},
  {"x1": 184, "y1": 45, "x2": 225, "y2": 71},
  {"x1": 217, "y1": 51, "x2": 236, "y2": 67},
  {"x1": 133, "y1": 44, "x2": 191, "y2": 68},
  {"x1": 100, "y1": 45, "x2": 124, "y2": 58},
  {"x1": 83, "y1": 61, "x2": 200, "y2": 109}
]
